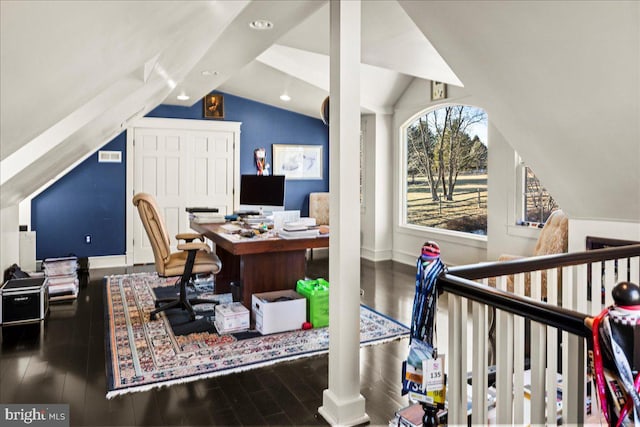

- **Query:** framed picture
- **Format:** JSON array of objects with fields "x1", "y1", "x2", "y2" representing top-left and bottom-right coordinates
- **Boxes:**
[
  {"x1": 272, "y1": 144, "x2": 323, "y2": 180},
  {"x1": 431, "y1": 81, "x2": 447, "y2": 101},
  {"x1": 203, "y1": 93, "x2": 224, "y2": 118}
]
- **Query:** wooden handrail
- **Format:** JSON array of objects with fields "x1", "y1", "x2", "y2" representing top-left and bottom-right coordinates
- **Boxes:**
[
  {"x1": 448, "y1": 244, "x2": 640, "y2": 280},
  {"x1": 437, "y1": 273, "x2": 592, "y2": 337}
]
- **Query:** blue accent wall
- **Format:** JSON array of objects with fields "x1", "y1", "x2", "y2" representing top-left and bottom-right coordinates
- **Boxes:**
[
  {"x1": 148, "y1": 93, "x2": 329, "y2": 214},
  {"x1": 32, "y1": 134, "x2": 127, "y2": 260},
  {"x1": 32, "y1": 93, "x2": 328, "y2": 259}
]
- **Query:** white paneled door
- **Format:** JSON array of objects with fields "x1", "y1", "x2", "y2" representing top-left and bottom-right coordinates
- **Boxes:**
[{"x1": 131, "y1": 118, "x2": 240, "y2": 264}]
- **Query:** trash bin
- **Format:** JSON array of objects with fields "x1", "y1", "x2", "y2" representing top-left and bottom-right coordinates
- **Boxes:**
[
  {"x1": 230, "y1": 281, "x2": 242, "y2": 303},
  {"x1": 296, "y1": 278, "x2": 330, "y2": 328}
]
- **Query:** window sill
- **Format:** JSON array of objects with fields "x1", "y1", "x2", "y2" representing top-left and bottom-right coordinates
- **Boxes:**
[
  {"x1": 398, "y1": 224, "x2": 487, "y2": 249},
  {"x1": 507, "y1": 224, "x2": 540, "y2": 240}
]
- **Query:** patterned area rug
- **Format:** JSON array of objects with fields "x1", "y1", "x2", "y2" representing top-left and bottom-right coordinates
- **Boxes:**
[{"x1": 104, "y1": 272, "x2": 409, "y2": 398}]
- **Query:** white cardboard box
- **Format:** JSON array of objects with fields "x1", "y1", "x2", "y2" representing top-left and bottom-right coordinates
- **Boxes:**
[
  {"x1": 214, "y1": 302, "x2": 249, "y2": 334},
  {"x1": 252, "y1": 289, "x2": 306, "y2": 335}
]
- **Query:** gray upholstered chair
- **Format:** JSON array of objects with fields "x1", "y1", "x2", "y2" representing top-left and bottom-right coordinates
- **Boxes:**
[
  {"x1": 488, "y1": 209, "x2": 568, "y2": 363},
  {"x1": 309, "y1": 192, "x2": 329, "y2": 227},
  {"x1": 309, "y1": 192, "x2": 329, "y2": 259},
  {"x1": 496, "y1": 209, "x2": 569, "y2": 297},
  {"x1": 133, "y1": 193, "x2": 222, "y2": 321}
]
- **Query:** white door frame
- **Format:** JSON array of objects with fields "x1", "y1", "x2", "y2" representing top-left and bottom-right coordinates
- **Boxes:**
[{"x1": 125, "y1": 117, "x2": 241, "y2": 266}]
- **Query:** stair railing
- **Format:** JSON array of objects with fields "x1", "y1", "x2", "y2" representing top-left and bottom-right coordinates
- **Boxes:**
[{"x1": 437, "y1": 242, "x2": 640, "y2": 425}]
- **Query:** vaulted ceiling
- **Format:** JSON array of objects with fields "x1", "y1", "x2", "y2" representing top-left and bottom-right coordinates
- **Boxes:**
[{"x1": 1, "y1": 1, "x2": 638, "y2": 222}]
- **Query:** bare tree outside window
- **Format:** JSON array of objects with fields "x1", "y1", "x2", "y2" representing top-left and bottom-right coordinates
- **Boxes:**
[{"x1": 405, "y1": 105, "x2": 488, "y2": 235}]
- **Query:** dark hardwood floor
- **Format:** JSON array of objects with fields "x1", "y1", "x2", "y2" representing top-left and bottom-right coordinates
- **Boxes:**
[{"x1": 1, "y1": 256, "x2": 417, "y2": 426}]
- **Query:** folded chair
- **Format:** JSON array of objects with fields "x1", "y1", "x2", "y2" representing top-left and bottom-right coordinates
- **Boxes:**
[{"x1": 133, "y1": 193, "x2": 222, "y2": 321}]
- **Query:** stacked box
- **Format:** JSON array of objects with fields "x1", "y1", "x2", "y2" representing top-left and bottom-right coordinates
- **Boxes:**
[
  {"x1": 252, "y1": 290, "x2": 306, "y2": 335},
  {"x1": 214, "y1": 302, "x2": 249, "y2": 334},
  {"x1": 43, "y1": 257, "x2": 79, "y2": 301},
  {"x1": 296, "y1": 278, "x2": 330, "y2": 328}
]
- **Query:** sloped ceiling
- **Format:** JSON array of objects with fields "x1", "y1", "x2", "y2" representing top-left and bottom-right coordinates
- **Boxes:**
[
  {"x1": 0, "y1": 0, "x2": 457, "y2": 209},
  {"x1": 0, "y1": 0, "x2": 252, "y2": 206},
  {"x1": 399, "y1": 0, "x2": 640, "y2": 222},
  {"x1": 1, "y1": 1, "x2": 638, "y2": 223}
]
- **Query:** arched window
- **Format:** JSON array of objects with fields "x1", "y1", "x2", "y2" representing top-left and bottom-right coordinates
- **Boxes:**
[{"x1": 403, "y1": 105, "x2": 488, "y2": 235}]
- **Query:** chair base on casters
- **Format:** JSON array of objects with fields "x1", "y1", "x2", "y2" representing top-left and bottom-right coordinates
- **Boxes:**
[
  {"x1": 150, "y1": 296, "x2": 214, "y2": 321},
  {"x1": 149, "y1": 249, "x2": 217, "y2": 321}
]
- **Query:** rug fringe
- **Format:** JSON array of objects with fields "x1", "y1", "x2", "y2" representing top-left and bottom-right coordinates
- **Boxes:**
[
  {"x1": 106, "y1": 333, "x2": 408, "y2": 399},
  {"x1": 106, "y1": 349, "x2": 331, "y2": 399}
]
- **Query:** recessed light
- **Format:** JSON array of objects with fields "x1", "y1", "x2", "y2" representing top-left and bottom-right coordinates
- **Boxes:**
[
  {"x1": 201, "y1": 70, "x2": 219, "y2": 76},
  {"x1": 279, "y1": 94, "x2": 291, "y2": 102},
  {"x1": 177, "y1": 93, "x2": 190, "y2": 101},
  {"x1": 249, "y1": 19, "x2": 273, "y2": 30}
]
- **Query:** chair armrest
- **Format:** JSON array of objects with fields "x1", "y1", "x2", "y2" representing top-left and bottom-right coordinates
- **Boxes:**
[
  {"x1": 176, "y1": 232, "x2": 204, "y2": 242},
  {"x1": 177, "y1": 242, "x2": 211, "y2": 253}
]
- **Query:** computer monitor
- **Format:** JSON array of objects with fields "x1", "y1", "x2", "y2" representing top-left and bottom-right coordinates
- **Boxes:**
[{"x1": 238, "y1": 175, "x2": 286, "y2": 214}]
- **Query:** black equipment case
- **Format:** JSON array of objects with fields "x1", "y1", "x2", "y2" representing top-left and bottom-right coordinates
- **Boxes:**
[{"x1": 0, "y1": 277, "x2": 49, "y2": 326}]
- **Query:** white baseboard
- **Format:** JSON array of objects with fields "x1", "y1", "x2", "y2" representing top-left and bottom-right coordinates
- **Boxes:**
[
  {"x1": 392, "y1": 249, "x2": 419, "y2": 267},
  {"x1": 88, "y1": 255, "x2": 128, "y2": 269},
  {"x1": 360, "y1": 247, "x2": 392, "y2": 262}
]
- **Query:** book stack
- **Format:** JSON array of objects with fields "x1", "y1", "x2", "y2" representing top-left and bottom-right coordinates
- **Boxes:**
[
  {"x1": 278, "y1": 222, "x2": 319, "y2": 239},
  {"x1": 187, "y1": 207, "x2": 225, "y2": 224},
  {"x1": 43, "y1": 256, "x2": 79, "y2": 301}
]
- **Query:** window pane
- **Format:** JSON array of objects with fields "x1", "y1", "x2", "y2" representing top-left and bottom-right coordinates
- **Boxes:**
[
  {"x1": 523, "y1": 166, "x2": 558, "y2": 223},
  {"x1": 405, "y1": 105, "x2": 488, "y2": 235}
]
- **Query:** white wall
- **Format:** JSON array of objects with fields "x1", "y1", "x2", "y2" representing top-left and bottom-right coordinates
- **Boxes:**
[
  {"x1": 392, "y1": 78, "x2": 541, "y2": 267},
  {"x1": 1, "y1": 204, "x2": 20, "y2": 274},
  {"x1": 360, "y1": 113, "x2": 393, "y2": 261},
  {"x1": 486, "y1": 123, "x2": 539, "y2": 261},
  {"x1": 569, "y1": 220, "x2": 640, "y2": 252},
  {"x1": 390, "y1": 76, "x2": 640, "y2": 267}
]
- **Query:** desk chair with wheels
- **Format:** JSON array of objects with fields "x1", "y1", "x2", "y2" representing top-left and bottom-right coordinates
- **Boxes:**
[{"x1": 133, "y1": 193, "x2": 222, "y2": 321}]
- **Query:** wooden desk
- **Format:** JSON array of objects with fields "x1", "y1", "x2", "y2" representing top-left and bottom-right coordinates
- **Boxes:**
[{"x1": 190, "y1": 222, "x2": 329, "y2": 309}]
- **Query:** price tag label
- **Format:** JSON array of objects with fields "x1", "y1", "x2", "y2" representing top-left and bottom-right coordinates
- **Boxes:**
[{"x1": 422, "y1": 356, "x2": 445, "y2": 392}]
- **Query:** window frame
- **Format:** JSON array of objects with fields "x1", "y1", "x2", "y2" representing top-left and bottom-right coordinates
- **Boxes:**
[
  {"x1": 515, "y1": 155, "x2": 559, "y2": 226},
  {"x1": 507, "y1": 154, "x2": 560, "y2": 239},
  {"x1": 398, "y1": 104, "x2": 488, "y2": 241}
]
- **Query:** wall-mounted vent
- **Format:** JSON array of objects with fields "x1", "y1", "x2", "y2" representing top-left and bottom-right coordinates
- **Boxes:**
[{"x1": 98, "y1": 150, "x2": 122, "y2": 163}]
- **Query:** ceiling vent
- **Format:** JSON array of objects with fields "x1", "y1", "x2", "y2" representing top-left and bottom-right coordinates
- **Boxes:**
[{"x1": 98, "y1": 151, "x2": 122, "y2": 163}]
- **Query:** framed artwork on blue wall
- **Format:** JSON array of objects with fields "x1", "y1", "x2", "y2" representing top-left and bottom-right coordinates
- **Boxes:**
[
  {"x1": 204, "y1": 93, "x2": 224, "y2": 118},
  {"x1": 272, "y1": 144, "x2": 323, "y2": 180}
]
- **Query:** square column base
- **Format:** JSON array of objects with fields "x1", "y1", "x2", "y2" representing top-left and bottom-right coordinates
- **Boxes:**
[{"x1": 318, "y1": 389, "x2": 369, "y2": 426}]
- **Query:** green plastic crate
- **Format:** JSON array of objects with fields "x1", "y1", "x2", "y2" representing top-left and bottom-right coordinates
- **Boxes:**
[{"x1": 296, "y1": 278, "x2": 330, "y2": 328}]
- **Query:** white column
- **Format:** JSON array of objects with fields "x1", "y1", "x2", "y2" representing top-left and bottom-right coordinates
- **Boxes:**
[
  {"x1": 372, "y1": 114, "x2": 393, "y2": 258},
  {"x1": 360, "y1": 114, "x2": 393, "y2": 262},
  {"x1": 318, "y1": 1, "x2": 368, "y2": 426}
]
